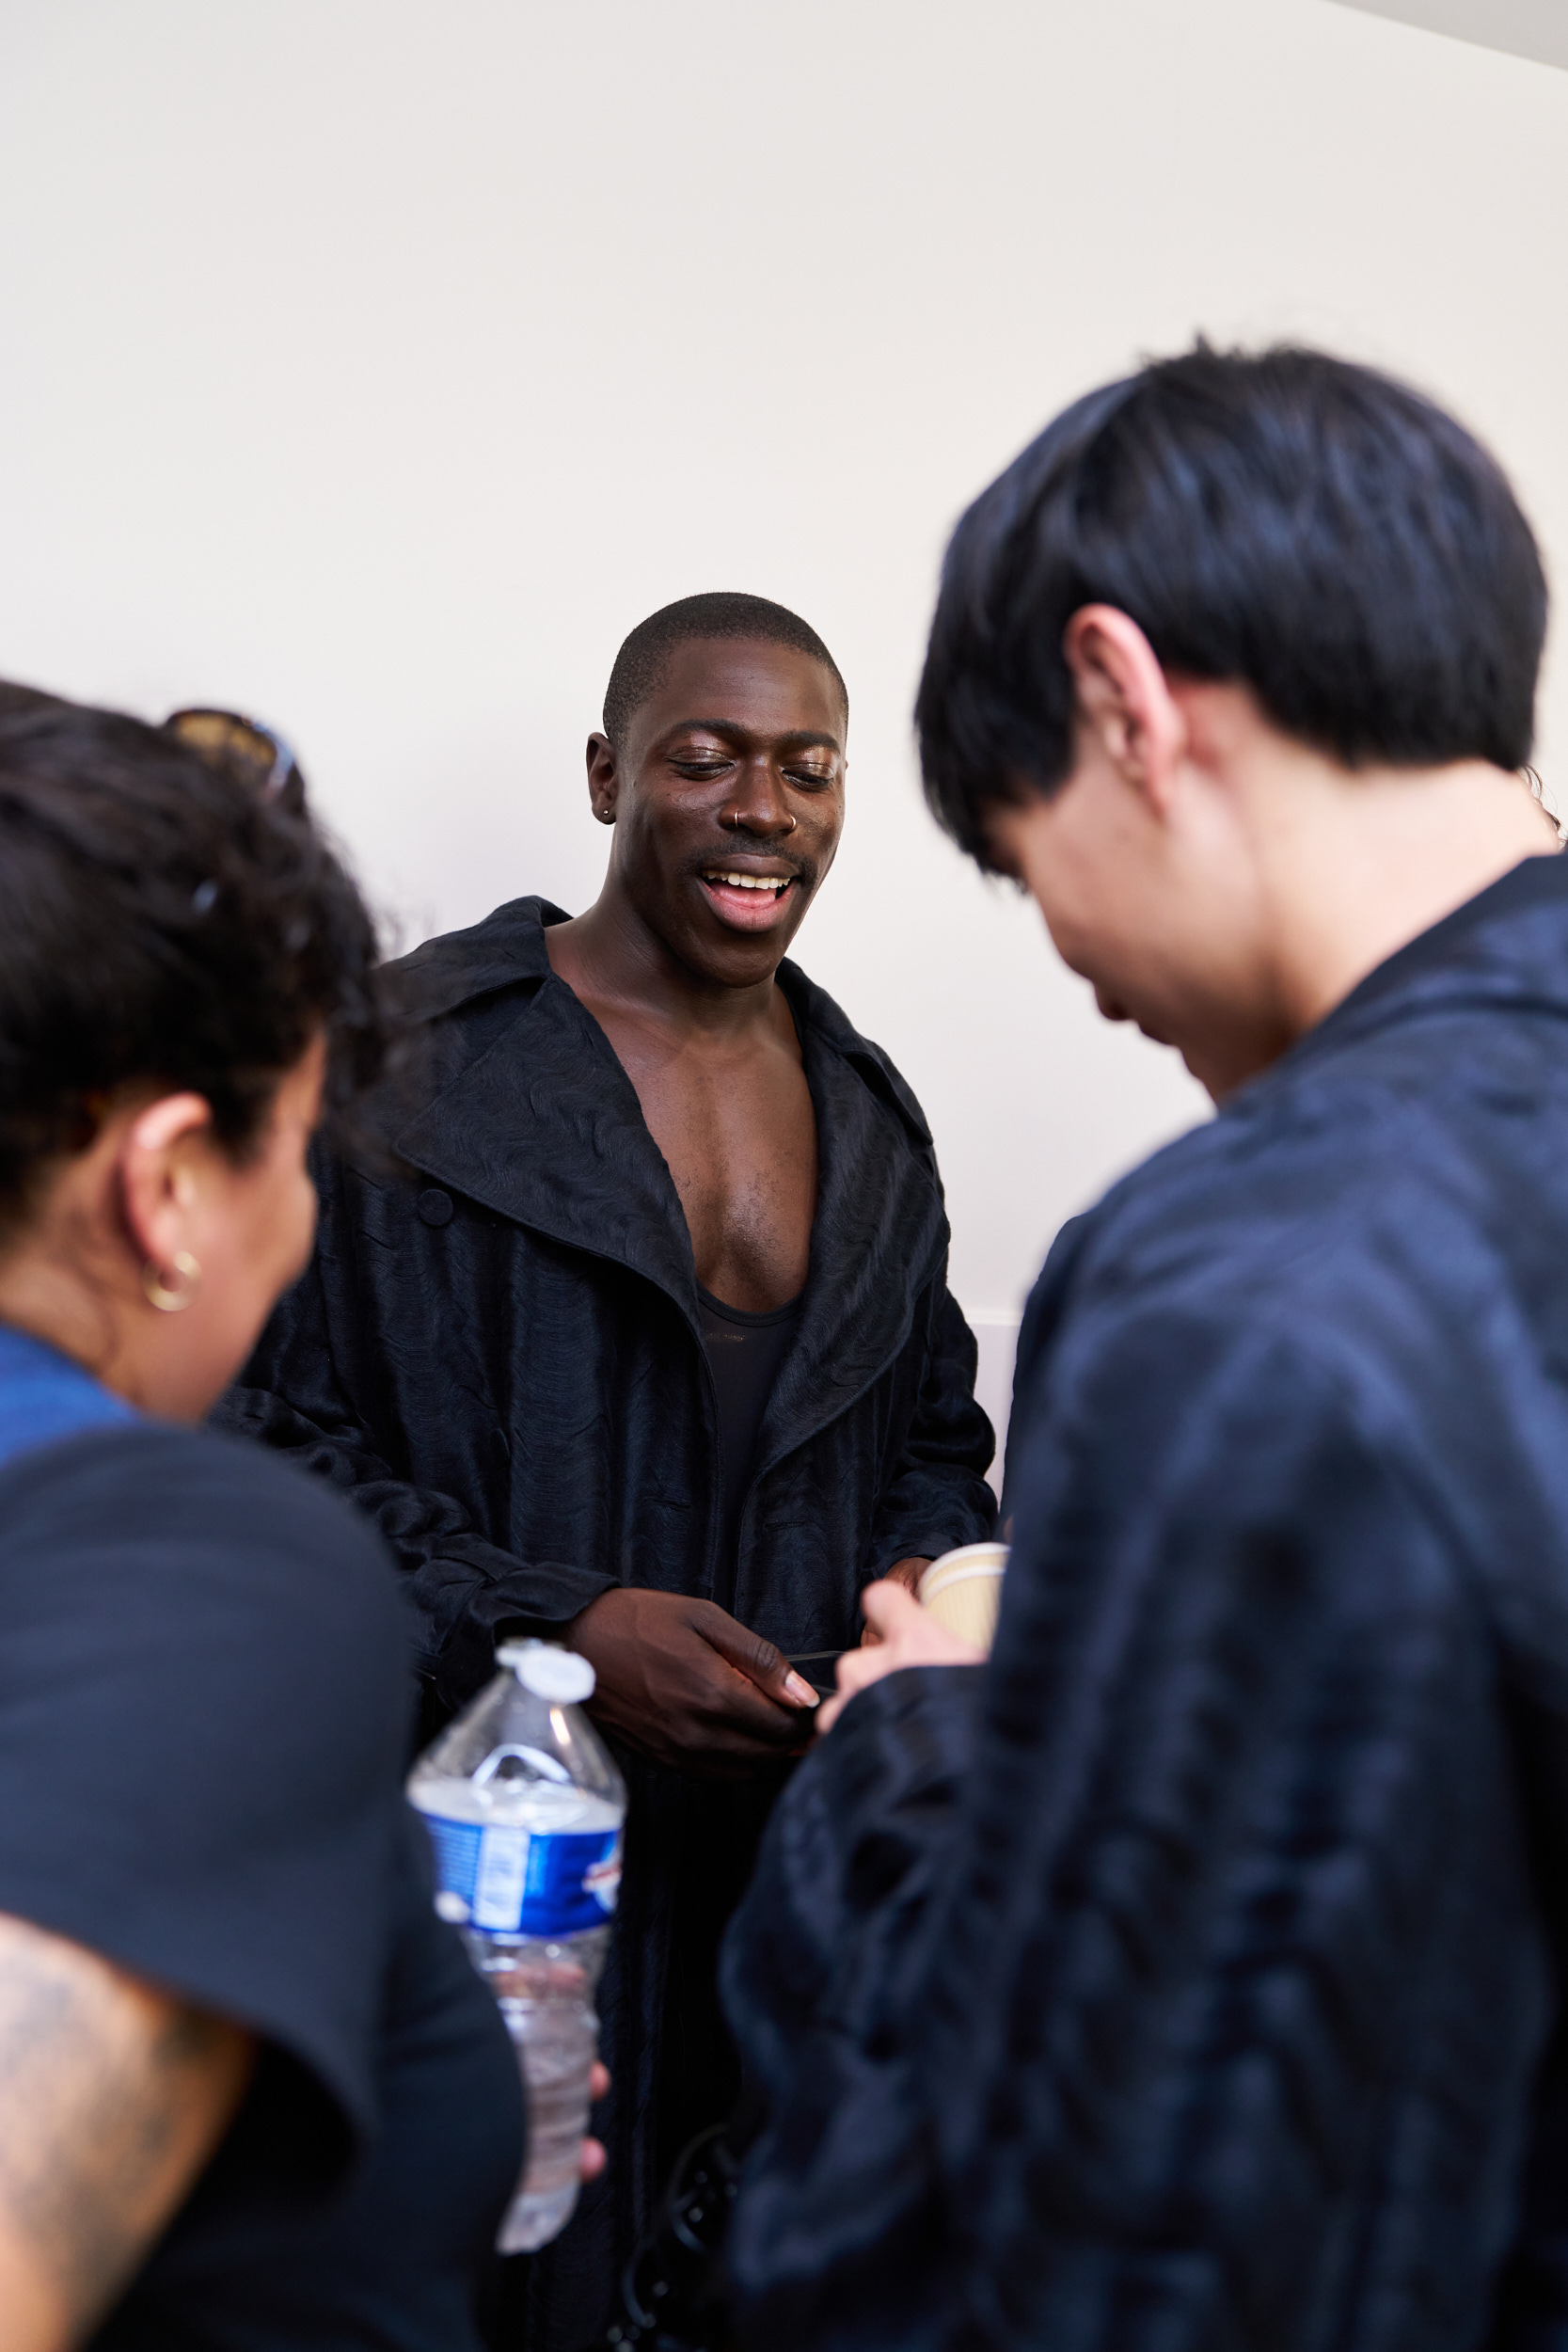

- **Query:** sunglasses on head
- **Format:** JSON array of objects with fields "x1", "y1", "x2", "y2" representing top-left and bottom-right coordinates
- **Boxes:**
[{"x1": 164, "y1": 707, "x2": 307, "y2": 816}]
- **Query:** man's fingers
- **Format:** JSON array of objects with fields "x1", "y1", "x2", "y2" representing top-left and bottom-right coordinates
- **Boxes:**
[
  {"x1": 572, "y1": 1588, "x2": 819, "y2": 1763},
  {"x1": 691, "y1": 1688, "x2": 819, "y2": 1752},
  {"x1": 822, "y1": 1583, "x2": 985, "y2": 1734},
  {"x1": 696, "y1": 1607, "x2": 821, "y2": 1711},
  {"x1": 860, "y1": 1580, "x2": 929, "y2": 1644},
  {"x1": 863, "y1": 1580, "x2": 987, "y2": 1667},
  {"x1": 816, "y1": 1641, "x2": 887, "y2": 1733},
  {"x1": 834, "y1": 1644, "x2": 890, "y2": 1701}
]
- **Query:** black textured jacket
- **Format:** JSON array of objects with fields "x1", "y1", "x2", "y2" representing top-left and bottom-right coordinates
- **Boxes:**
[
  {"x1": 217, "y1": 894, "x2": 994, "y2": 2349},
  {"x1": 722, "y1": 852, "x2": 1568, "y2": 2352}
]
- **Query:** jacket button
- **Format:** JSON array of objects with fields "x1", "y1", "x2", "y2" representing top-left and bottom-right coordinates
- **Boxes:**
[{"x1": 417, "y1": 1188, "x2": 453, "y2": 1228}]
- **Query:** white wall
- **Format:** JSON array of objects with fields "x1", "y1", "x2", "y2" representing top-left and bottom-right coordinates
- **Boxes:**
[
  {"x1": 1331, "y1": 0, "x2": 1568, "y2": 70},
  {"x1": 2, "y1": 0, "x2": 1565, "y2": 1408}
]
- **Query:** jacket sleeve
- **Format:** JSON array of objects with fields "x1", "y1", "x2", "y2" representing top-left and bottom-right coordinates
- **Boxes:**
[
  {"x1": 865, "y1": 1279, "x2": 997, "y2": 1573},
  {"x1": 214, "y1": 1168, "x2": 617, "y2": 1714},
  {"x1": 722, "y1": 1308, "x2": 1518, "y2": 2352}
]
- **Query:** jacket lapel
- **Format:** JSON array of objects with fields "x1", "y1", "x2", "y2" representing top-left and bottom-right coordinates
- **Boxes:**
[
  {"x1": 754, "y1": 969, "x2": 950, "y2": 1471},
  {"x1": 390, "y1": 901, "x2": 700, "y2": 1309},
  {"x1": 388, "y1": 902, "x2": 952, "y2": 1463}
]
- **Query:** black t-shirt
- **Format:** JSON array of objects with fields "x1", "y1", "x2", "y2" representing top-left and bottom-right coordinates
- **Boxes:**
[
  {"x1": 695, "y1": 1285, "x2": 803, "y2": 1608},
  {"x1": 0, "y1": 1420, "x2": 523, "y2": 2351}
]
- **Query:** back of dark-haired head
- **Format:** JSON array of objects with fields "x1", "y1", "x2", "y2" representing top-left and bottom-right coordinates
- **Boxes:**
[
  {"x1": 602, "y1": 593, "x2": 847, "y2": 750},
  {"x1": 916, "y1": 343, "x2": 1548, "y2": 867},
  {"x1": 0, "y1": 687, "x2": 389, "y2": 1235}
]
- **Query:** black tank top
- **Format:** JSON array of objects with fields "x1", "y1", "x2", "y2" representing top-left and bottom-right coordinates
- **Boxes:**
[{"x1": 696, "y1": 1284, "x2": 804, "y2": 1608}]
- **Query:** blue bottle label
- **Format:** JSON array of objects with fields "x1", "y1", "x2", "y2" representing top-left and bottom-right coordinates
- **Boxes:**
[{"x1": 419, "y1": 1813, "x2": 622, "y2": 1936}]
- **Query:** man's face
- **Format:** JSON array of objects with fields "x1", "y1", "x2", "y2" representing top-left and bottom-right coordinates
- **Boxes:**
[
  {"x1": 982, "y1": 705, "x2": 1289, "y2": 1101},
  {"x1": 592, "y1": 638, "x2": 847, "y2": 987}
]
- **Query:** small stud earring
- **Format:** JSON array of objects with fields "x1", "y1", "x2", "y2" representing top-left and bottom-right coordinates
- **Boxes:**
[{"x1": 142, "y1": 1251, "x2": 202, "y2": 1312}]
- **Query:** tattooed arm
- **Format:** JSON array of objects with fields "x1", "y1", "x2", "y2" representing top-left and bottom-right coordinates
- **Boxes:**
[{"x1": 0, "y1": 1911, "x2": 255, "y2": 2349}]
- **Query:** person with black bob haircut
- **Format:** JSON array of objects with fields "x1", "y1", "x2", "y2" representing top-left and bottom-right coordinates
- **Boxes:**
[
  {"x1": 916, "y1": 341, "x2": 1545, "y2": 865},
  {"x1": 0, "y1": 685, "x2": 535, "y2": 2349},
  {"x1": 719, "y1": 344, "x2": 1568, "y2": 2350}
]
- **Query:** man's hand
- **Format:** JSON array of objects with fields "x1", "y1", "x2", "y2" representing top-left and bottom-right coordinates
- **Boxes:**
[
  {"x1": 565, "y1": 1589, "x2": 820, "y2": 1775},
  {"x1": 818, "y1": 1581, "x2": 983, "y2": 1735},
  {"x1": 862, "y1": 1556, "x2": 930, "y2": 1637}
]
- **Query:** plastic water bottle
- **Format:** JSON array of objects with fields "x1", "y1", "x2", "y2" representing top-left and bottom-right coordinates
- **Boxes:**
[{"x1": 408, "y1": 1639, "x2": 626, "y2": 2253}]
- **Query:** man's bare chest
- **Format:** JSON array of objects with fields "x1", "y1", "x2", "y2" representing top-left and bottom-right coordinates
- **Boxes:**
[{"x1": 602, "y1": 1026, "x2": 818, "y2": 1310}]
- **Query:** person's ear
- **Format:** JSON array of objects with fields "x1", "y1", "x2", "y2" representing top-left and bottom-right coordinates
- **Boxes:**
[
  {"x1": 1062, "y1": 605, "x2": 1186, "y2": 815},
  {"x1": 585, "y1": 733, "x2": 620, "y2": 825},
  {"x1": 116, "y1": 1094, "x2": 214, "y2": 1278}
]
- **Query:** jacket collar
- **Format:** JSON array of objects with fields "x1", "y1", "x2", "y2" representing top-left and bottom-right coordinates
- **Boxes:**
[
  {"x1": 391, "y1": 893, "x2": 562, "y2": 1021},
  {"x1": 388, "y1": 898, "x2": 949, "y2": 1453},
  {"x1": 1265, "y1": 849, "x2": 1568, "y2": 1094}
]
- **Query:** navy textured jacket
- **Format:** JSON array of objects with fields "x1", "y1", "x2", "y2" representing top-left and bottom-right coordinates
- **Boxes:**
[
  {"x1": 217, "y1": 894, "x2": 995, "y2": 2349},
  {"x1": 722, "y1": 852, "x2": 1568, "y2": 2352}
]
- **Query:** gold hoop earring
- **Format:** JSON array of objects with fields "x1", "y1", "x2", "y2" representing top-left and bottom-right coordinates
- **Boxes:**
[{"x1": 142, "y1": 1251, "x2": 202, "y2": 1312}]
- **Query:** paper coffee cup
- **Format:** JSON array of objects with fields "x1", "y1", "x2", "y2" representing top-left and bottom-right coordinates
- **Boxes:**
[{"x1": 918, "y1": 1541, "x2": 1008, "y2": 1652}]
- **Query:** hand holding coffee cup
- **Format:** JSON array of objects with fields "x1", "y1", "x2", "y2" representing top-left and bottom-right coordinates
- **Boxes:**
[
  {"x1": 817, "y1": 1544, "x2": 1008, "y2": 1734},
  {"x1": 917, "y1": 1542, "x2": 1009, "y2": 1652}
]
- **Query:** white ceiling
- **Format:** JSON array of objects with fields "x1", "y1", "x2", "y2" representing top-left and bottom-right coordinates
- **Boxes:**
[{"x1": 1328, "y1": 0, "x2": 1568, "y2": 69}]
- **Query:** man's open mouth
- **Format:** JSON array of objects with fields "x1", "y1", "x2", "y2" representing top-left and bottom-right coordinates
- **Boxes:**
[{"x1": 698, "y1": 867, "x2": 800, "y2": 929}]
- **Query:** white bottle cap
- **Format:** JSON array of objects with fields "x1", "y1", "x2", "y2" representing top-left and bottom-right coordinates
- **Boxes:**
[{"x1": 498, "y1": 1640, "x2": 596, "y2": 1704}]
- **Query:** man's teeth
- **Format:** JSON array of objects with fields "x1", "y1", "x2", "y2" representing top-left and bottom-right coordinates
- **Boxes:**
[{"x1": 705, "y1": 871, "x2": 790, "y2": 891}]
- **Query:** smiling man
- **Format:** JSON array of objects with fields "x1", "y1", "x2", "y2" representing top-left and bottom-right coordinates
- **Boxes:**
[{"x1": 219, "y1": 591, "x2": 995, "y2": 2351}]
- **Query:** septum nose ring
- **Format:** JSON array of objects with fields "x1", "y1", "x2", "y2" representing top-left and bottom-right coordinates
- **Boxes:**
[{"x1": 726, "y1": 811, "x2": 797, "y2": 833}]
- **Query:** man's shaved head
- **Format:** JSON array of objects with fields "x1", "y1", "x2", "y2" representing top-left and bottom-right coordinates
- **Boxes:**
[{"x1": 603, "y1": 593, "x2": 847, "y2": 751}]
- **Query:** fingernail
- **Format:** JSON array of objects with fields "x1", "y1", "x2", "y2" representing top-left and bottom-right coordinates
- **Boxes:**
[{"x1": 784, "y1": 1672, "x2": 821, "y2": 1708}]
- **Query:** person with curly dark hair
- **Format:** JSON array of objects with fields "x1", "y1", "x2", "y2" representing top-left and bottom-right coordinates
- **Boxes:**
[{"x1": 0, "y1": 686, "x2": 531, "y2": 2350}]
